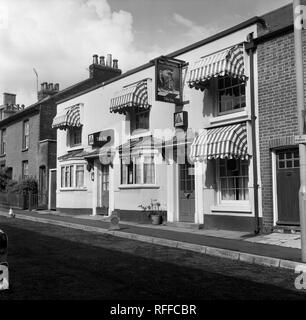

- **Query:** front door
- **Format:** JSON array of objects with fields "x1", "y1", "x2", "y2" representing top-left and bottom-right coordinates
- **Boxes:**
[
  {"x1": 101, "y1": 165, "x2": 109, "y2": 214},
  {"x1": 49, "y1": 169, "x2": 57, "y2": 210},
  {"x1": 276, "y1": 148, "x2": 300, "y2": 225},
  {"x1": 179, "y1": 163, "x2": 195, "y2": 222}
]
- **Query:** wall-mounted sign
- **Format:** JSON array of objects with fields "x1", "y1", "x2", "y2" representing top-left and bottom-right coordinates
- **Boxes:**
[
  {"x1": 174, "y1": 111, "x2": 188, "y2": 128},
  {"x1": 154, "y1": 56, "x2": 186, "y2": 104},
  {"x1": 88, "y1": 129, "x2": 114, "y2": 148}
]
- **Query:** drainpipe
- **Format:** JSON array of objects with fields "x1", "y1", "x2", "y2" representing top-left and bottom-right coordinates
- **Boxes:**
[
  {"x1": 293, "y1": 0, "x2": 306, "y2": 262},
  {"x1": 245, "y1": 33, "x2": 260, "y2": 234}
]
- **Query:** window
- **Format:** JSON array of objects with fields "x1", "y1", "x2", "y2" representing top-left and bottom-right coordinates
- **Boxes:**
[
  {"x1": 278, "y1": 149, "x2": 299, "y2": 169},
  {"x1": 218, "y1": 159, "x2": 249, "y2": 201},
  {"x1": 121, "y1": 155, "x2": 155, "y2": 185},
  {"x1": 23, "y1": 120, "x2": 29, "y2": 149},
  {"x1": 0, "y1": 129, "x2": 6, "y2": 155},
  {"x1": 68, "y1": 127, "x2": 82, "y2": 147},
  {"x1": 22, "y1": 161, "x2": 29, "y2": 180},
  {"x1": 218, "y1": 76, "x2": 246, "y2": 114},
  {"x1": 60, "y1": 164, "x2": 85, "y2": 189},
  {"x1": 135, "y1": 109, "x2": 150, "y2": 130},
  {"x1": 0, "y1": 109, "x2": 3, "y2": 121}
]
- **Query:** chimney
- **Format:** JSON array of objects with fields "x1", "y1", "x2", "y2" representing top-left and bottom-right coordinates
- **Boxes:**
[
  {"x1": 3, "y1": 93, "x2": 16, "y2": 106},
  {"x1": 106, "y1": 54, "x2": 112, "y2": 67},
  {"x1": 99, "y1": 56, "x2": 105, "y2": 66},
  {"x1": 89, "y1": 53, "x2": 122, "y2": 83},
  {"x1": 38, "y1": 82, "x2": 60, "y2": 101},
  {"x1": 113, "y1": 59, "x2": 118, "y2": 69}
]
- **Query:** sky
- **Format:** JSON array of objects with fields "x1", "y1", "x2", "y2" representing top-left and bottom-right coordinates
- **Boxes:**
[{"x1": 0, "y1": 0, "x2": 292, "y2": 106}]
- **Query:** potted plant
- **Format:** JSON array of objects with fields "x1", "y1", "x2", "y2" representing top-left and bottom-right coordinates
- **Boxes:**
[{"x1": 138, "y1": 199, "x2": 163, "y2": 225}]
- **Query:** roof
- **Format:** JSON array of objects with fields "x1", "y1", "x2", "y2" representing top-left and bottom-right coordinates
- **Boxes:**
[{"x1": 57, "y1": 16, "x2": 264, "y2": 105}]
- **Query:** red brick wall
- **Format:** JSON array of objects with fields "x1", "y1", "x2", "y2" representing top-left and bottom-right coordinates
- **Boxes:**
[{"x1": 257, "y1": 30, "x2": 306, "y2": 232}]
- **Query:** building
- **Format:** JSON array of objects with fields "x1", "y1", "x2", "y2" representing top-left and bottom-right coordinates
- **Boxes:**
[
  {"x1": 0, "y1": 87, "x2": 59, "y2": 208},
  {"x1": 0, "y1": 54, "x2": 121, "y2": 209},
  {"x1": 54, "y1": 17, "x2": 261, "y2": 232},
  {"x1": 53, "y1": 3, "x2": 304, "y2": 233},
  {"x1": 256, "y1": 4, "x2": 306, "y2": 232}
]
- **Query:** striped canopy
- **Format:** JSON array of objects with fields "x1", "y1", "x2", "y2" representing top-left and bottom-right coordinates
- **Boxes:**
[
  {"x1": 110, "y1": 79, "x2": 150, "y2": 114},
  {"x1": 188, "y1": 45, "x2": 245, "y2": 90},
  {"x1": 52, "y1": 104, "x2": 82, "y2": 130},
  {"x1": 190, "y1": 123, "x2": 249, "y2": 162}
]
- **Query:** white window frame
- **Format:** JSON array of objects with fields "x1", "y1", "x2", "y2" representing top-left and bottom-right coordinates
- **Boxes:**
[
  {"x1": 0, "y1": 128, "x2": 6, "y2": 155},
  {"x1": 60, "y1": 163, "x2": 86, "y2": 190},
  {"x1": 67, "y1": 127, "x2": 82, "y2": 149},
  {"x1": 216, "y1": 158, "x2": 250, "y2": 206},
  {"x1": 22, "y1": 120, "x2": 29, "y2": 150},
  {"x1": 120, "y1": 153, "x2": 157, "y2": 187}
]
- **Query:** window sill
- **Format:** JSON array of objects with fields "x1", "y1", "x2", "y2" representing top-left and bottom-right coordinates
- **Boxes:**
[
  {"x1": 209, "y1": 110, "x2": 249, "y2": 127},
  {"x1": 0, "y1": 153, "x2": 6, "y2": 158},
  {"x1": 22, "y1": 148, "x2": 29, "y2": 152},
  {"x1": 210, "y1": 203, "x2": 252, "y2": 214},
  {"x1": 67, "y1": 146, "x2": 84, "y2": 152},
  {"x1": 119, "y1": 184, "x2": 160, "y2": 190},
  {"x1": 60, "y1": 187, "x2": 87, "y2": 192}
]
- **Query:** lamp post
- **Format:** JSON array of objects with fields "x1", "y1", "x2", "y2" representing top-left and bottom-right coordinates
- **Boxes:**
[{"x1": 293, "y1": 0, "x2": 306, "y2": 262}]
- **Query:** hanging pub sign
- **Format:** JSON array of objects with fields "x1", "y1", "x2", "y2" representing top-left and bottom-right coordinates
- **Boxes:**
[
  {"x1": 88, "y1": 129, "x2": 114, "y2": 148},
  {"x1": 154, "y1": 56, "x2": 187, "y2": 104}
]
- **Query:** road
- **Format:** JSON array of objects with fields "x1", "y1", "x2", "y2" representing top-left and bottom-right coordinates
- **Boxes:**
[{"x1": 0, "y1": 215, "x2": 306, "y2": 300}]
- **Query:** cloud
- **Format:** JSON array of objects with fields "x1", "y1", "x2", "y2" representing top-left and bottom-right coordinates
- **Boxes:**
[
  {"x1": 0, "y1": 0, "x2": 163, "y2": 106},
  {"x1": 172, "y1": 13, "x2": 217, "y2": 44}
]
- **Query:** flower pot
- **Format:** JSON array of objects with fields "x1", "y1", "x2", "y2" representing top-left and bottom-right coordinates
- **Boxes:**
[{"x1": 151, "y1": 215, "x2": 162, "y2": 225}]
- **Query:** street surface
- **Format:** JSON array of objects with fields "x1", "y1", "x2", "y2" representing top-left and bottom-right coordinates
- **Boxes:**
[{"x1": 0, "y1": 216, "x2": 305, "y2": 300}]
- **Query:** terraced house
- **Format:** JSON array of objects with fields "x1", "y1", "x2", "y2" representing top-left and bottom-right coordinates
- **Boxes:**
[{"x1": 52, "y1": 3, "x2": 305, "y2": 234}]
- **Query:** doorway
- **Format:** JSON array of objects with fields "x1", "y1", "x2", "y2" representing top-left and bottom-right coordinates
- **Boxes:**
[
  {"x1": 99, "y1": 164, "x2": 109, "y2": 215},
  {"x1": 276, "y1": 148, "x2": 300, "y2": 226},
  {"x1": 179, "y1": 163, "x2": 195, "y2": 222}
]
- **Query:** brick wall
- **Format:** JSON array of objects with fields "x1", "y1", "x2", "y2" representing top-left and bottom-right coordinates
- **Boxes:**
[
  {"x1": 257, "y1": 30, "x2": 306, "y2": 232},
  {"x1": 2, "y1": 112, "x2": 40, "y2": 180}
]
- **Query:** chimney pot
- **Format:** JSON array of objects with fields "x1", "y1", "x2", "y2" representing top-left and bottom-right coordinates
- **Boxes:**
[
  {"x1": 113, "y1": 59, "x2": 118, "y2": 69},
  {"x1": 48, "y1": 83, "x2": 53, "y2": 91},
  {"x1": 99, "y1": 56, "x2": 105, "y2": 66},
  {"x1": 106, "y1": 54, "x2": 112, "y2": 67},
  {"x1": 93, "y1": 54, "x2": 98, "y2": 64},
  {"x1": 54, "y1": 83, "x2": 59, "y2": 91}
]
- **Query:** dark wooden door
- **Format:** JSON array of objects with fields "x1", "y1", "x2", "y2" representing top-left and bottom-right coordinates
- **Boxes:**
[
  {"x1": 179, "y1": 163, "x2": 195, "y2": 222},
  {"x1": 101, "y1": 165, "x2": 109, "y2": 214},
  {"x1": 276, "y1": 149, "x2": 300, "y2": 225},
  {"x1": 50, "y1": 170, "x2": 57, "y2": 210}
]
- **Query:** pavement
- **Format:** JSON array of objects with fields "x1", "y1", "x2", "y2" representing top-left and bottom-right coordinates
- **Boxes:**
[{"x1": 0, "y1": 207, "x2": 305, "y2": 271}]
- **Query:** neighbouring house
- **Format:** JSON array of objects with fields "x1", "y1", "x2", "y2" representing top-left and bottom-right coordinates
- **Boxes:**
[
  {"x1": 52, "y1": 3, "x2": 305, "y2": 233},
  {"x1": 256, "y1": 3, "x2": 306, "y2": 232}
]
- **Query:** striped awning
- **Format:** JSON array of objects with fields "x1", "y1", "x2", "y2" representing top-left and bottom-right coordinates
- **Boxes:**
[
  {"x1": 110, "y1": 79, "x2": 150, "y2": 114},
  {"x1": 190, "y1": 123, "x2": 249, "y2": 162},
  {"x1": 188, "y1": 45, "x2": 245, "y2": 90},
  {"x1": 52, "y1": 104, "x2": 82, "y2": 130}
]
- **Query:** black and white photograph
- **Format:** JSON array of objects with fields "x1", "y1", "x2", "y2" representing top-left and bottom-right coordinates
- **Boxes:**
[{"x1": 1, "y1": 0, "x2": 306, "y2": 312}]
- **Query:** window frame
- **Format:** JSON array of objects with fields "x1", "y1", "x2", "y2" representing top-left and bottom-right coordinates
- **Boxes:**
[
  {"x1": 217, "y1": 76, "x2": 246, "y2": 115},
  {"x1": 130, "y1": 107, "x2": 150, "y2": 134},
  {"x1": 68, "y1": 126, "x2": 82, "y2": 148},
  {"x1": 120, "y1": 154, "x2": 156, "y2": 186},
  {"x1": 22, "y1": 120, "x2": 29, "y2": 150},
  {"x1": 216, "y1": 158, "x2": 249, "y2": 204},
  {"x1": 60, "y1": 163, "x2": 86, "y2": 190},
  {"x1": 0, "y1": 128, "x2": 6, "y2": 155},
  {"x1": 22, "y1": 160, "x2": 29, "y2": 180}
]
